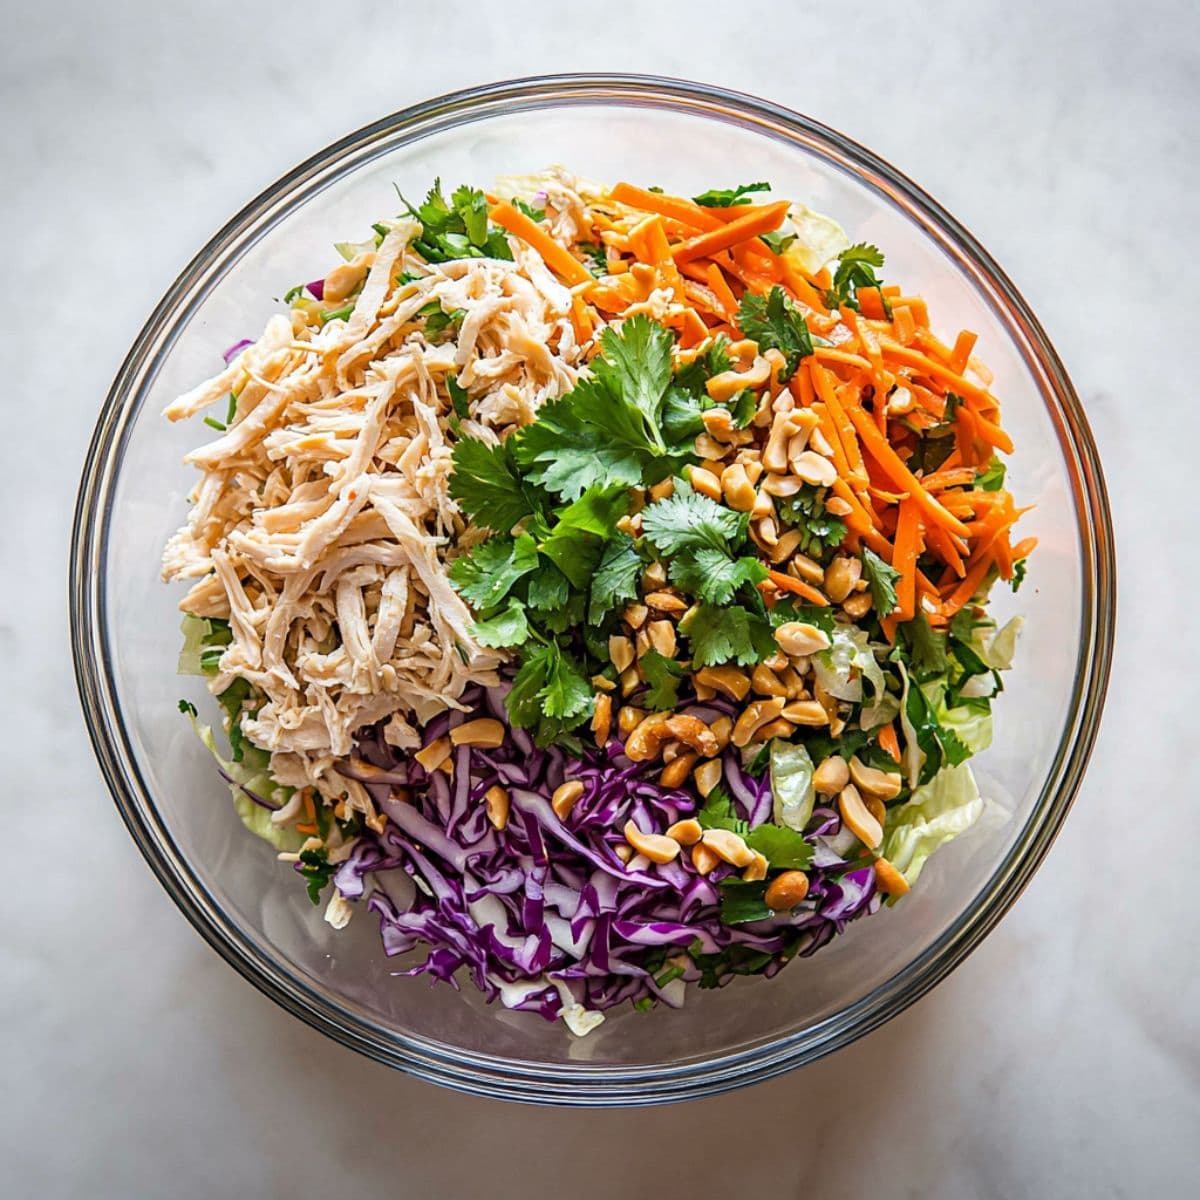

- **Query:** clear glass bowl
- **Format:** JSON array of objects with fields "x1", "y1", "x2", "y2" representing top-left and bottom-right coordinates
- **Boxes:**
[{"x1": 71, "y1": 75, "x2": 1114, "y2": 1105}]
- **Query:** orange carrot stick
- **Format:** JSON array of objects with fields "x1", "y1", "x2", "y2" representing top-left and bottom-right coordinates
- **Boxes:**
[
  {"x1": 877, "y1": 722, "x2": 901, "y2": 762},
  {"x1": 672, "y1": 201, "x2": 790, "y2": 264},
  {"x1": 489, "y1": 202, "x2": 594, "y2": 286},
  {"x1": 609, "y1": 182, "x2": 720, "y2": 231},
  {"x1": 845, "y1": 403, "x2": 972, "y2": 537},
  {"x1": 704, "y1": 261, "x2": 739, "y2": 318},
  {"x1": 765, "y1": 570, "x2": 829, "y2": 606},
  {"x1": 892, "y1": 497, "x2": 923, "y2": 621}
]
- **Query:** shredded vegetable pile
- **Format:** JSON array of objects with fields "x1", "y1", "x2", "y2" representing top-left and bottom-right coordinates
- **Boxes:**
[{"x1": 165, "y1": 167, "x2": 1032, "y2": 1035}]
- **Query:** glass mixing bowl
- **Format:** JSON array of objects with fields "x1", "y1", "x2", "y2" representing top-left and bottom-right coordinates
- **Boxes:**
[{"x1": 71, "y1": 75, "x2": 1114, "y2": 1105}]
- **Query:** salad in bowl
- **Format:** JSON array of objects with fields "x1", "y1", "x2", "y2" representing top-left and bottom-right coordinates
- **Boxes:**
[{"x1": 163, "y1": 167, "x2": 1031, "y2": 1038}]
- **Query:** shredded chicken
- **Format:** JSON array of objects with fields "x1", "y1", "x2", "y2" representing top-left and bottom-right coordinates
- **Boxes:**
[{"x1": 163, "y1": 219, "x2": 585, "y2": 809}]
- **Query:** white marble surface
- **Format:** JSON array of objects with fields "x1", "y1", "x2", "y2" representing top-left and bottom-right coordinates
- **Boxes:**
[{"x1": 3, "y1": 1, "x2": 1197, "y2": 1196}]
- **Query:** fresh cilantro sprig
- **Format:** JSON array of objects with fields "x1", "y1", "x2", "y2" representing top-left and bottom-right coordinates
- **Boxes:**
[
  {"x1": 511, "y1": 316, "x2": 691, "y2": 500},
  {"x1": 737, "y1": 286, "x2": 816, "y2": 379},
  {"x1": 403, "y1": 179, "x2": 513, "y2": 263},
  {"x1": 825, "y1": 243, "x2": 886, "y2": 312},
  {"x1": 298, "y1": 848, "x2": 334, "y2": 906},
  {"x1": 774, "y1": 486, "x2": 847, "y2": 561},
  {"x1": 692, "y1": 181, "x2": 771, "y2": 207},
  {"x1": 860, "y1": 547, "x2": 901, "y2": 616}
]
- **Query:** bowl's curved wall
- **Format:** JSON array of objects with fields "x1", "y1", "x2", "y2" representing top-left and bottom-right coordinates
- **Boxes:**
[{"x1": 72, "y1": 75, "x2": 1113, "y2": 1105}]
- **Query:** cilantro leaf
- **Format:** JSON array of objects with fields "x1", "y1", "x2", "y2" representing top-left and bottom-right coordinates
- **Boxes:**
[
  {"x1": 513, "y1": 198, "x2": 546, "y2": 221},
  {"x1": 470, "y1": 600, "x2": 531, "y2": 648},
  {"x1": 506, "y1": 641, "x2": 593, "y2": 743},
  {"x1": 905, "y1": 678, "x2": 971, "y2": 784},
  {"x1": 825, "y1": 243, "x2": 886, "y2": 311},
  {"x1": 737, "y1": 286, "x2": 814, "y2": 379},
  {"x1": 526, "y1": 561, "x2": 572, "y2": 613},
  {"x1": 860, "y1": 547, "x2": 901, "y2": 616},
  {"x1": 512, "y1": 317, "x2": 682, "y2": 500},
  {"x1": 718, "y1": 879, "x2": 774, "y2": 924},
  {"x1": 641, "y1": 481, "x2": 747, "y2": 556},
  {"x1": 743, "y1": 824, "x2": 814, "y2": 871},
  {"x1": 977, "y1": 457, "x2": 1007, "y2": 492},
  {"x1": 576, "y1": 240, "x2": 608, "y2": 276},
  {"x1": 1010, "y1": 558, "x2": 1028, "y2": 592},
  {"x1": 588, "y1": 533, "x2": 643, "y2": 624},
  {"x1": 512, "y1": 401, "x2": 645, "y2": 500},
  {"x1": 449, "y1": 438, "x2": 540, "y2": 533},
  {"x1": 661, "y1": 387, "x2": 709, "y2": 445},
  {"x1": 446, "y1": 374, "x2": 470, "y2": 419},
  {"x1": 550, "y1": 484, "x2": 630, "y2": 537},
  {"x1": 538, "y1": 522, "x2": 606, "y2": 590},
  {"x1": 774, "y1": 485, "x2": 847, "y2": 559},
  {"x1": 760, "y1": 231, "x2": 797, "y2": 255},
  {"x1": 680, "y1": 603, "x2": 775, "y2": 667},
  {"x1": 697, "y1": 785, "x2": 748, "y2": 835},
  {"x1": 297, "y1": 848, "x2": 334, "y2": 906},
  {"x1": 897, "y1": 611, "x2": 948, "y2": 678},
  {"x1": 587, "y1": 316, "x2": 674, "y2": 448},
  {"x1": 640, "y1": 649, "x2": 684, "y2": 710},
  {"x1": 669, "y1": 549, "x2": 767, "y2": 605},
  {"x1": 448, "y1": 534, "x2": 539, "y2": 611},
  {"x1": 404, "y1": 179, "x2": 513, "y2": 263},
  {"x1": 177, "y1": 698, "x2": 197, "y2": 717},
  {"x1": 693, "y1": 182, "x2": 771, "y2": 207}
]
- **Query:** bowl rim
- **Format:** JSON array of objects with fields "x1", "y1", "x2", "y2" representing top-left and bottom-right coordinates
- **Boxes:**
[{"x1": 70, "y1": 72, "x2": 1115, "y2": 1106}]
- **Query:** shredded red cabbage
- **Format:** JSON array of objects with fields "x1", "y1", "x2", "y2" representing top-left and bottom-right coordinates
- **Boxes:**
[
  {"x1": 221, "y1": 338, "x2": 254, "y2": 364},
  {"x1": 329, "y1": 686, "x2": 880, "y2": 1022}
]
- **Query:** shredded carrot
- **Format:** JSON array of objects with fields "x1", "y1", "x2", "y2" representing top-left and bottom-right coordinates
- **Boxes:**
[
  {"x1": 672, "y1": 201, "x2": 790, "y2": 265},
  {"x1": 879, "y1": 337, "x2": 993, "y2": 404},
  {"x1": 609, "y1": 182, "x2": 720, "y2": 232},
  {"x1": 765, "y1": 570, "x2": 830, "y2": 606},
  {"x1": 295, "y1": 822, "x2": 318, "y2": 835},
  {"x1": 704, "y1": 261, "x2": 739, "y2": 318},
  {"x1": 489, "y1": 201, "x2": 594, "y2": 286},
  {"x1": 892, "y1": 498, "x2": 923, "y2": 621},
  {"x1": 942, "y1": 553, "x2": 994, "y2": 616},
  {"x1": 845, "y1": 402, "x2": 971, "y2": 538},
  {"x1": 877, "y1": 722, "x2": 901, "y2": 763},
  {"x1": 950, "y1": 329, "x2": 978, "y2": 375}
]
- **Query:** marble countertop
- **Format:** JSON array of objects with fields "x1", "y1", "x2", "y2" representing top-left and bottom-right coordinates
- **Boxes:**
[{"x1": 3, "y1": 1, "x2": 1196, "y2": 1195}]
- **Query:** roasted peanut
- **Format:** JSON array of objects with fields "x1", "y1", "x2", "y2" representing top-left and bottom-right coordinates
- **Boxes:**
[
  {"x1": 624, "y1": 820, "x2": 682, "y2": 864},
  {"x1": 642, "y1": 560, "x2": 668, "y2": 589},
  {"x1": 689, "y1": 465, "x2": 723, "y2": 501},
  {"x1": 592, "y1": 692, "x2": 613, "y2": 748},
  {"x1": 694, "y1": 433, "x2": 727, "y2": 461},
  {"x1": 765, "y1": 870, "x2": 810, "y2": 910},
  {"x1": 791, "y1": 449, "x2": 838, "y2": 487},
  {"x1": 624, "y1": 602, "x2": 649, "y2": 629},
  {"x1": 839, "y1": 783, "x2": 883, "y2": 849},
  {"x1": 823, "y1": 556, "x2": 862, "y2": 604},
  {"x1": 824, "y1": 495, "x2": 854, "y2": 517},
  {"x1": 693, "y1": 757, "x2": 723, "y2": 797},
  {"x1": 864, "y1": 793, "x2": 887, "y2": 826},
  {"x1": 647, "y1": 620, "x2": 678, "y2": 657},
  {"x1": 755, "y1": 516, "x2": 779, "y2": 548},
  {"x1": 775, "y1": 621, "x2": 831, "y2": 658},
  {"x1": 665, "y1": 818, "x2": 703, "y2": 846},
  {"x1": 750, "y1": 488, "x2": 774, "y2": 519},
  {"x1": 691, "y1": 842, "x2": 720, "y2": 875},
  {"x1": 754, "y1": 717, "x2": 795, "y2": 742},
  {"x1": 615, "y1": 513, "x2": 642, "y2": 537},
  {"x1": 701, "y1": 407, "x2": 736, "y2": 440},
  {"x1": 732, "y1": 698, "x2": 786, "y2": 747},
  {"x1": 813, "y1": 755, "x2": 850, "y2": 795},
  {"x1": 484, "y1": 785, "x2": 509, "y2": 831},
  {"x1": 843, "y1": 591, "x2": 873, "y2": 619},
  {"x1": 721, "y1": 462, "x2": 757, "y2": 512},
  {"x1": 659, "y1": 751, "x2": 699, "y2": 789},
  {"x1": 751, "y1": 663, "x2": 788, "y2": 697},
  {"x1": 449, "y1": 718, "x2": 506, "y2": 749},
  {"x1": 791, "y1": 552, "x2": 826, "y2": 586},
  {"x1": 609, "y1": 634, "x2": 635, "y2": 674},
  {"x1": 645, "y1": 591, "x2": 688, "y2": 615},
  {"x1": 709, "y1": 716, "x2": 733, "y2": 749},
  {"x1": 742, "y1": 851, "x2": 769, "y2": 882},
  {"x1": 781, "y1": 699, "x2": 829, "y2": 726},
  {"x1": 625, "y1": 713, "x2": 719, "y2": 762},
  {"x1": 648, "y1": 477, "x2": 675, "y2": 502},
  {"x1": 700, "y1": 827, "x2": 755, "y2": 868},
  {"x1": 705, "y1": 355, "x2": 770, "y2": 403},
  {"x1": 552, "y1": 780, "x2": 585, "y2": 820},
  {"x1": 873, "y1": 857, "x2": 910, "y2": 897},
  {"x1": 767, "y1": 528, "x2": 805, "y2": 563},
  {"x1": 618, "y1": 705, "x2": 644, "y2": 736},
  {"x1": 763, "y1": 411, "x2": 797, "y2": 473},
  {"x1": 414, "y1": 736, "x2": 451, "y2": 772},
  {"x1": 693, "y1": 665, "x2": 751, "y2": 702},
  {"x1": 849, "y1": 756, "x2": 903, "y2": 801},
  {"x1": 613, "y1": 842, "x2": 634, "y2": 864},
  {"x1": 762, "y1": 473, "x2": 804, "y2": 498},
  {"x1": 321, "y1": 254, "x2": 373, "y2": 302}
]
